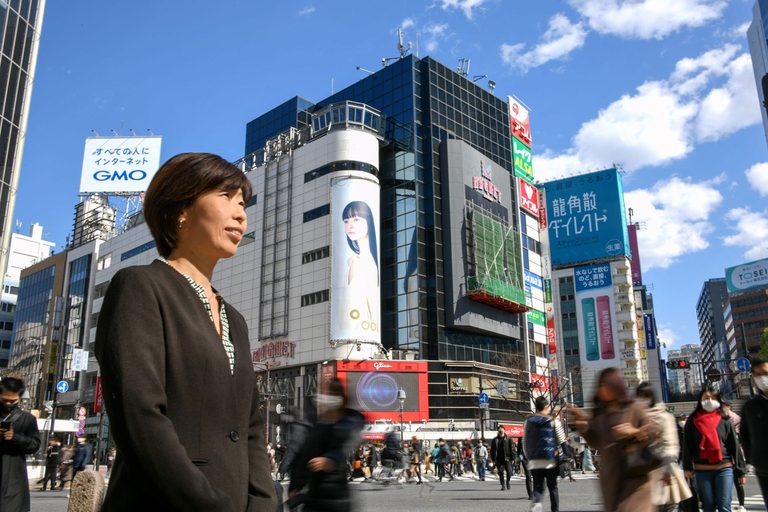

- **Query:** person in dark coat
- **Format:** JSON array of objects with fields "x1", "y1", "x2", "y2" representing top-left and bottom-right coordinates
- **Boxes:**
[
  {"x1": 518, "y1": 435, "x2": 534, "y2": 499},
  {"x1": 41, "y1": 438, "x2": 62, "y2": 491},
  {"x1": 0, "y1": 377, "x2": 42, "y2": 512},
  {"x1": 738, "y1": 355, "x2": 768, "y2": 510},
  {"x1": 95, "y1": 153, "x2": 276, "y2": 512},
  {"x1": 490, "y1": 426, "x2": 516, "y2": 490},
  {"x1": 291, "y1": 378, "x2": 364, "y2": 512},
  {"x1": 71, "y1": 436, "x2": 90, "y2": 484}
]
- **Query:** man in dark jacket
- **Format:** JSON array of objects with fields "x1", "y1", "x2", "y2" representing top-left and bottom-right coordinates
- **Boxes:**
[
  {"x1": 0, "y1": 377, "x2": 42, "y2": 512},
  {"x1": 490, "y1": 426, "x2": 516, "y2": 490},
  {"x1": 41, "y1": 438, "x2": 62, "y2": 491},
  {"x1": 71, "y1": 436, "x2": 90, "y2": 484},
  {"x1": 523, "y1": 396, "x2": 566, "y2": 512},
  {"x1": 437, "y1": 439, "x2": 454, "y2": 482},
  {"x1": 741, "y1": 356, "x2": 768, "y2": 509}
]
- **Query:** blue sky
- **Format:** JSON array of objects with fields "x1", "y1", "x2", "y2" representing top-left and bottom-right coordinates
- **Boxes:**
[{"x1": 14, "y1": 0, "x2": 768, "y2": 356}]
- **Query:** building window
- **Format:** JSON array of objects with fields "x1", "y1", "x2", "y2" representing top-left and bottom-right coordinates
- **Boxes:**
[
  {"x1": 3, "y1": 285, "x2": 19, "y2": 294},
  {"x1": 302, "y1": 246, "x2": 330, "y2": 264},
  {"x1": 0, "y1": 302, "x2": 15, "y2": 313},
  {"x1": 303, "y1": 204, "x2": 330, "y2": 223},
  {"x1": 301, "y1": 290, "x2": 329, "y2": 307}
]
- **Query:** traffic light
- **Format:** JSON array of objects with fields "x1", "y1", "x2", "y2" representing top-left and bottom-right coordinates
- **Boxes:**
[{"x1": 666, "y1": 359, "x2": 690, "y2": 370}]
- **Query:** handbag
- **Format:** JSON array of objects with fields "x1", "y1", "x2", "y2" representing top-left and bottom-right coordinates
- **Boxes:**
[{"x1": 621, "y1": 439, "x2": 663, "y2": 478}]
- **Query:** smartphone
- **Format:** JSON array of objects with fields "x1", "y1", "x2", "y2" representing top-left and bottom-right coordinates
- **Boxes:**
[
  {"x1": 581, "y1": 298, "x2": 599, "y2": 361},
  {"x1": 596, "y1": 296, "x2": 615, "y2": 359},
  {"x1": 0, "y1": 420, "x2": 11, "y2": 430}
]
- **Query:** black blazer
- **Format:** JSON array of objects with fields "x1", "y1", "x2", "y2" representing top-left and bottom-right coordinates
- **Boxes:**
[{"x1": 95, "y1": 260, "x2": 276, "y2": 512}]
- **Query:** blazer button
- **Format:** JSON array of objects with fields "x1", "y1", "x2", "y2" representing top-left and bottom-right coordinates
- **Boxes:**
[{"x1": 229, "y1": 430, "x2": 240, "y2": 442}]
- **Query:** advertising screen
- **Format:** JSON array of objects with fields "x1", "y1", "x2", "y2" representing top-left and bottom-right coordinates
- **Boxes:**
[
  {"x1": 80, "y1": 136, "x2": 162, "y2": 193},
  {"x1": 725, "y1": 258, "x2": 768, "y2": 293},
  {"x1": 335, "y1": 360, "x2": 429, "y2": 422},
  {"x1": 574, "y1": 263, "x2": 619, "y2": 369},
  {"x1": 542, "y1": 168, "x2": 630, "y2": 267},
  {"x1": 330, "y1": 176, "x2": 381, "y2": 344}
]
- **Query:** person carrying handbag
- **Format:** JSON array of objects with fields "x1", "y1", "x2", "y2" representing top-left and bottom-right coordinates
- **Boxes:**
[{"x1": 635, "y1": 382, "x2": 692, "y2": 512}]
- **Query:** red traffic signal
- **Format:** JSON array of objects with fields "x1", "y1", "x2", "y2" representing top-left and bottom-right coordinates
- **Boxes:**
[
  {"x1": 677, "y1": 360, "x2": 688, "y2": 369},
  {"x1": 666, "y1": 359, "x2": 691, "y2": 370}
]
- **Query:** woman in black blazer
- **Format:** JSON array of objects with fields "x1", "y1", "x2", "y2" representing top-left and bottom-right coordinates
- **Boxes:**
[{"x1": 95, "y1": 153, "x2": 276, "y2": 512}]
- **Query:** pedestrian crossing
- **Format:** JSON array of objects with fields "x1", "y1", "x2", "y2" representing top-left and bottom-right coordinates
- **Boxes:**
[{"x1": 734, "y1": 495, "x2": 766, "y2": 511}]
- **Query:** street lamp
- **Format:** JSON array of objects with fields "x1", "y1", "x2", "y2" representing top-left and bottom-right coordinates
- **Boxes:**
[{"x1": 398, "y1": 388, "x2": 406, "y2": 442}]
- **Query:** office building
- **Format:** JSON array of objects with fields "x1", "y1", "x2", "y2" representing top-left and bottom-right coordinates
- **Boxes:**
[
  {"x1": 696, "y1": 278, "x2": 729, "y2": 381},
  {"x1": 0, "y1": 1, "x2": 48, "y2": 293},
  {"x1": 748, "y1": 0, "x2": 768, "y2": 148}
]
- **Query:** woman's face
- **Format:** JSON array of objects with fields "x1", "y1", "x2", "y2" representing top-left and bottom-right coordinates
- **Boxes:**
[
  {"x1": 178, "y1": 188, "x2": 247, "y2": 260},
  {"x1": 597, "y1": 381, "x2": 617, "y2": 402},
  {"x1": 700, "y1": 390, "x2": 715, "y2": 403},
  {"x1": 344, "y1": 214, "x2": 369, "y2": 241}
]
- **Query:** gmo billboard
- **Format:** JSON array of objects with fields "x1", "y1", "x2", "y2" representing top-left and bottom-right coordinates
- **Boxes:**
[
  {"x1": 80, "y1": 136, "x2": 162, "y2": 193},
  {"x1": 725, "y1": 258, "x2": 768, "y2": 293},
  {"x1": 574, "y1": 263, "x2": 619, "y2": 370},
  {"x1": 541, "y1": 168, "x2": 630, "y2": 267}
]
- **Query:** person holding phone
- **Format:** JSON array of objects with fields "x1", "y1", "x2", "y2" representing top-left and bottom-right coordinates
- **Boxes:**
[{"x1": 0, "y1": 377, "x2": 42, "y2": 512}]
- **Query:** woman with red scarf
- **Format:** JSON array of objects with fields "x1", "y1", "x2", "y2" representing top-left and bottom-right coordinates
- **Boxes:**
[{"x1": 682, "y1": 386, "x2": 745, "y2": 512}]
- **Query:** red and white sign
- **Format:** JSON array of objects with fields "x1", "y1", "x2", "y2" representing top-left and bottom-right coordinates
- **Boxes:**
[
  {"x1": 537, "y1": 188, "x2": 547, "y2": 230},
  {"x1": 530, "y1": 373, "x2": 550, "y2": 392},
  {"x1": 519, "y1": 178, "x2": 539, "y2": 217},
  {"x1": 500, "y1": 424, "x2": 525, "y2": 438},
  {"x1": 509, "y1": 98, "x2": 531, "y2": 147},
  {"x1": 547, "y1": 306, "x2": 557, "y2": 355},
  {"x1": 473, "y1": 176, "x2": 502, "y2": 203},
  {"x1": 94, "y1": 376, "x2": 103, "y2": 413},
  {"x1": 252, "y1": 341, "x2": 296, "y2": 362}
]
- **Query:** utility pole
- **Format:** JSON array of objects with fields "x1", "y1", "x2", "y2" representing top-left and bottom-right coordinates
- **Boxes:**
[{"x1": 479, "y1": 374, "x2": 485, "y2": 444}]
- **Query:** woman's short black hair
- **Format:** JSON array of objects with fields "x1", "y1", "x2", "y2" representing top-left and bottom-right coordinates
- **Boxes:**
[
  {"x1": 635, "y1": 381, "x2": 657, "y2": 407},
  {"x1": 143, "y1": 153, "x2": 252, "y2": 258}
]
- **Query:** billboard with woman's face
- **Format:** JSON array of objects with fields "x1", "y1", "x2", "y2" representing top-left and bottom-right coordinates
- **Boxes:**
[{"x1": 331, "y1": 176, "x2": 381, "y2": 344}]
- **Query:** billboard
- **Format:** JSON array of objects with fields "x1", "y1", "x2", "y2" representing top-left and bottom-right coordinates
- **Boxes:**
[
  {"x1": 508, "y1": 96, "x2": 531, "y2": 148},
  {"x1": 541, "y1": 168, "x2": 630, "y2": 267},
  {"x1": 725, "y1": 258, "x2": 768, "y2": 293},
  {"x1": 643, "y1": 314, "x2": 656, "y2": 350},
  {"x1": 513, "y1": 137, "x2": 533, "y2": 183},
  {"x1": 80, "y1": 136, "x2": 162, "y2": 193},
  {"x1": 628, "y1": 224, "x2": 643, "y2": 284},
  {"x1": 335, "y1": 360, "x2": 429, "y2": 422},
  {"x1": 518, "y1": 177, "x2": 538, "y2": 216},
  {"x1": 574, "y1": 263, "x2": 619, "y2": 369},
  {"x1": 330, "y1": 176, "x2": 381, "y2": 344}
]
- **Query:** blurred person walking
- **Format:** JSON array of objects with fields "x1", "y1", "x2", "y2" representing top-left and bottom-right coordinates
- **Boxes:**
[
  {"x1": 490, "y1": 426, "x2": 515, "y2": 490},
  {"x1": 634, "y1": 382, "x2": 691, "y2": 512},
  {"x1": 518, "y1": 435, "x2": 534, "y2": 499},
  {"x1": 570, "y1": 368, "x2": 660, "y2": 512},
  {"x1": 41, "y1": 437, "x2": 62, "y2": 491},
  {"x1": 474, "y1": 440, "x2": 488, "y2": 481},
  {"x1": 408, "y1": 436, "x2": 423, "y2": 484},
  {"x1": 559, "y1": 443, "x2": 576, "y2": 483},
  {"x1": 437, "y1": 439, "x2": 454, "y2": 482},
  {"x1": 738, "y1": 355, "x2": 768, "y2": 510},
  {"x1": 95, "y1": 153, "x2": 277, "y2": 512},
  {"x1": 682, "y1": 386, "x2": 745, "y2": 512},
  {"x1": 71, "y1": 436, "x2": 90, "y2": 484},
  {"x1": 523, "y1": 395, "x2": 567, "y2": 512}
]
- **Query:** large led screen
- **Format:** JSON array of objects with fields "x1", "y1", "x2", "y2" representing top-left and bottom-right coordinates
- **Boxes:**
[{"x1": 345, "y1": 371, "x2": 420, "y2": 413}]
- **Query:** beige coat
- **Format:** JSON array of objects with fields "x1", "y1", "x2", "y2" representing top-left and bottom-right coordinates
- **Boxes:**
[{"x1": 644, "y1": 404, "x2": 692, "y2": 505}]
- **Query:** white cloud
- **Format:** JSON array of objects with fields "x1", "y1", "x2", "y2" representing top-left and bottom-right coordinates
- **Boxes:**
[
  {"x1": 298, "y1": 6, "x2": 315, "y2": 16},
  {"x1": 423, "y1": 23, "x2": 450, "y2": 53},
  {"x1": 723, "y1": 208, "x2": 768, "y2": 261},
  {"x1": 729, "y1": 21, "x2": 752, "y2": 40},
  {"x1": 569, "y1": 0, "x2": 727, "y2": 40},
  {"x1": 500, "y1": 14, "x2": 587, "y2": 73},
  {"x1": 401, "y1": 18, "x2": 415, "y2": 31},
  {"x1": 440, "y1": 0, "x2": 488, "y2": 20},
  {"x1": 536, "y1": 44, "x2": 759, "y2": 177},
  {"x1": 656, "y1": 324, "x2": 682, "y2": 349},
  {"x1": 624, "y1": 176, "x2": 724, "y2": 269},
  {"x1": 745, "y1": 162, "x2": 768, "y2": 196}
]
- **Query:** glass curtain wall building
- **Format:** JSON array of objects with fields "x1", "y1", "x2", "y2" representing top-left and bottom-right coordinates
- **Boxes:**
[
  {"x1": 749, "y1": 0, "x2": 768, "y2": 147},
  {"x1": 244, "y1": 55, "x2": 524, "y2": 367},
  {"x1": 0, "y1": 0, "x2": 47, "y2": 292}
]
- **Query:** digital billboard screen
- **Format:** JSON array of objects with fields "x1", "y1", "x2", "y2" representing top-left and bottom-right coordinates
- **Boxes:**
[
  {"x1": 541, "y1": 168, "x2": 630, "y2": 267},
  {"x1": 574, "y1": 263, "x2": 619, "y2": 370}
]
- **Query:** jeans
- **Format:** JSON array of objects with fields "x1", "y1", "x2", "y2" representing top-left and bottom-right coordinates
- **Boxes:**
[
  {"x1": 495, "y1": 460, "x2": 512, "y2": 488},
  {"x1": 476, "y1": 460, "x2": 486, "y2": 479},
  {"x1": 532, "y1": 467, "x2": 559, "y2": 512},
  {"x1": 695, "y1": 467, "x2": 733, "y2": 512}
]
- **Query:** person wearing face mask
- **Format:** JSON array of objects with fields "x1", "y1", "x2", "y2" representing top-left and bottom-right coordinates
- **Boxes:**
[
  {"x1": 0, "y1": 377, "x2": 41, "y2": 512},
  {"x1": 292, "y1": 378, "x2": 364, "y2": 512},
  {"x1": 739, "y1": 355, "x2": 768, "y2": 510},
  {"x1": 683, "y1": 385, "x2": 745, "y2": 512},
  {"x1": 490, "y1": 426, "x2": 515, "y2": 490},
  {"x1": 635, "y1": 382, "x2": 691, "y2": 512}
]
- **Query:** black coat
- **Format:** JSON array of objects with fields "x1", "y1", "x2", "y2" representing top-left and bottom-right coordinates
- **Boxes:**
[
  {"x1": 740, "y1": 394, "x2": 768, "y2": 477},
  {"x1": 682, "y1": 409, "x2": 745, "y2": 478},
  {"x1": 95, "y1": 261, "x2": 276, "y2": 512},
  {"x1": 490, "y1": 435, "x2": 516, "y2": 462},
  {"x1": 0, "y1": 408, "x2": 41, "y2": 512}
]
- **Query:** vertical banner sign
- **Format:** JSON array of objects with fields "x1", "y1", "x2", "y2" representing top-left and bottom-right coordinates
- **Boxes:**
[
  {"x1": 512, "y1": 138, "x2": 533, "y2": 183},
  {"x1": 508, "y1": 96, "x2": 532, "y2": 148},
  {"x1": 518, "y1": 178, "x2": 539, "y2": 216},
  {"x1": 628, "y1": 224, "x2": 643, "y2": 284},
  {"x1": 643, "y1": 314, "x2": 657, "y2": 350},
  {"x1": 574, "y1": 264, "x2": 619, "y2": 369},
  {"x1": 330, "y1": 176, "x2": 381, "y2": 345},
  {"x1": 94, "y1": 376, "x2": 103, "y2": 413}
]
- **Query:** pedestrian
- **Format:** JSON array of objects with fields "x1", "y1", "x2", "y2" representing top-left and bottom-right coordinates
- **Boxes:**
[
  {"x1": 437, "y1": 438, "x2": 454, "y2": 482},
  {"x1": 424, "y1": 443, "x2": 434, "y2": 475},
  {"x1": 490, "y1": 426, "x2": 515, "y2": 490},
  {"x1": 58, "y1": 444, "x2": 73, "y2": 489},
  {"x1": 721, "y1": 398, "x2": 746, "y2": 512},
  {"x1": 71, "y1": 436, "x2": 91, "y2": 484},
  {"x1": 560, "y1": 443, "x2": 576, "y2": 482},
  {"x1": 0, "y1": 377, "x2": 41, "y2": 512},
  {"x1": 474, "y1": 440, "x2": 488, "y2": 481},
  {"x1": 462, "y1": 441, "x2": 475, "y2": 475},
  {"x1": 409, "y1": 436, "x2": 423, "y2": 484},
  {"x1": 41, "y1": 437, "x2": 62, "y2": 491},
  {"x1": 738, "y1": 355, "x2": 768, "y2": 510},
  {"x1": 95, "y1": 153, "x2": 277, "y2": 511},
  {"x1": 634, "y1": 382, "x2": 691, "y2": 512},
  {"x1": 523, "y1": 395, "x2": 566, "y2": 512},
  {"x1": 570, "y1": 367, "x2": 660, "y2": 512},
  {"x1": 106, "y1": 446, "x2": 116, "y2": 480},
  {"x1": 450, "y1": 441, "x2": 462, "y2": 476},
  {"x1": 581, "y1": 446, "x2": 596, "y2": 473},
  {"x1": 518, "y1": 435, "x2": 534, "y2": 500},
  {"x1": 291, "y1": 378, "x2": 364, "y2": 511},
  {"x1": 683, "y1": 385, "x2": 745, "y2": 512}
]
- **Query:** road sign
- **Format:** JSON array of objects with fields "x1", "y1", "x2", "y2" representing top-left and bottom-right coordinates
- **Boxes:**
[
  {"x1": 736, "y1": 357, "x2": 751, "y2": 372},
  {"x1": 497, "y1": 380, "x2": 509, "y2": 396},
  {"x1": 56, "y1": 381, "x2": 69, "y2": 393},
  {"x1": 479, "y1": 402, "x2": 489, "y2": 409},
  {"x1": 478, "y1": 392, "x2": 489, "y2": 404},
  {"x1": 705, "y1": 368, "x2": 721, "y2": 382}
]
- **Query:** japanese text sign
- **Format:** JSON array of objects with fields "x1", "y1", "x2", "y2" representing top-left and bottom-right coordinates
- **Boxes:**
[
  {"x1": 80, "y1": 136, "x2": 162, "y2": 193},
  {"x1": 519, "y1": 178, "x2": 538, "y2": 217},
  {"x1": 508, "y1": 97, "x2": 531, "y2": 148}
]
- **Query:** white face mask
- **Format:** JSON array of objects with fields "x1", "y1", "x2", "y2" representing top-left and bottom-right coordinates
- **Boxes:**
[
  {"x1": 315, "y1": 395, "x2": 344, "y2": 410},
  {"x1": 754, "y1": 375, "x2": 768, "y2": 393},
  {"x1": 701, "y1": 399, "x2": 720, "y2": 413},
  {"x1": 635, "y1": 398, "x2": 651, "y2": 407}
]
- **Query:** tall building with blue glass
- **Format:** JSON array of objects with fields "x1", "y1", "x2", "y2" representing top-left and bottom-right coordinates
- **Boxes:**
[{"x1": 749, "y1": 0, "x2": 768, "y2": 148}]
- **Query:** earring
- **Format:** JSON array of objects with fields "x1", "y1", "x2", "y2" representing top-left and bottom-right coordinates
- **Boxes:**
[{"x1": 178, "y1": 219, "x2": 184, "y2": 229}]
